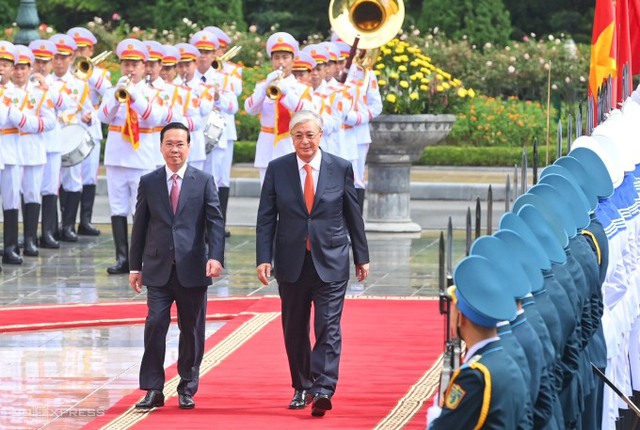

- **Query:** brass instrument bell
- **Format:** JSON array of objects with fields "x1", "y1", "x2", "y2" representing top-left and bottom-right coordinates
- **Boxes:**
[{"x1": 329, "y1": 0, "x2": 404, "y2": 49}]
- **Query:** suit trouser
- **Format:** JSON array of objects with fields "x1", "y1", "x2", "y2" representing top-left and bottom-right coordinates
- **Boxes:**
[
  {"x1": 278, "y1": 252, "x2": 347, "y2": 396},
  {"x1": 139, "y1": 266, "x2": 208, "y2": 396}
]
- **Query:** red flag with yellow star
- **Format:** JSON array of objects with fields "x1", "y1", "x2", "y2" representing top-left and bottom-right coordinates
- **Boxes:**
[
  {"x1": 589, "y1": 0, "x2": 617, "y2": 101},
  {"x1": 631, "y1": 0, "x2": 640, "y2": 75}
]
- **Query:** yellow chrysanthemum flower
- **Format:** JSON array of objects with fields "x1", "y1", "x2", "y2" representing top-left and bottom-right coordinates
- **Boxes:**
[
  {"x1": 395, "y1": 46, "x2": 405, "y2": 54},
  {"x1": 457, "y1": 88, "x2": 468, "y2": 98},
  {"x1": 436, "y1": 85, "x2": 444, "y2": 92},
  {"x1": 420, "y1": 84, "x2": 428, "y2": 91},
  {"x1": 386, "y1": 94, "x2": 397, "y2": 103},
  {"x1": 409, "y1": 74, "x2": 418, "y2": 81},
  {"x1": 442, "y1": 82, "x2": 450, "y2": 90},
  {"x1": 468, "y1": 88, "x2": 476, "y2": 98},
  {"x1": 378, "y1": 79, "x2": 387, "y2": 86},
  {"x1": 393, "y1": 56, "x2": 402, "y2": 63},
  {"x1": 409, "y1": 92, "x2": 419, "y2": 100},
  {"x1": 374, "y1": 70, "x2": 381, "y2": 76},
  {"x1": 398, "y1": 65, "x2": 407, "y2": 72},
  {"x1": 389, "y1": 72, "x2": 399, "y2": 79},
  {"x1": 375, "y1": 63, "x2": 385, "y2": 70},
  {"x1": 399, "y1": 80, "x2": 409, "y2": 88}
]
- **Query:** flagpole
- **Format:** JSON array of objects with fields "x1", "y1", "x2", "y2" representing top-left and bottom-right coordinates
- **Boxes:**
[{"x1": 546, "y1": 62, "x2": 551, "y2": 165}]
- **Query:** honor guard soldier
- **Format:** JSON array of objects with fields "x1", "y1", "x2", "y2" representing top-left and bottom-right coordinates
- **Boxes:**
[
  {"x1": 68, "y1": 27, "x2": 113, "y2": 236},
  {"x1": 12, "y1": 46, "x2": 57, "y2": 257},
  {"x1": 428, "y1": 255, "x2": 532, "y2": 429},
  {"x1": 0, "y1": 41, "x2": 25, "y2": 264},
  {"x1": 98, "y1": 38, "x2": 170, "y2": 274},
  {"x1": 29, "y1": 39, "x2": 68, "y2": 249},
  {"x1": 244, "y1": 32, "x2": 315, "y2": 183},
  {"x1": 49, "y1": 33, "x2": 95, "y2": 243},
  {"x1": 160, "y1": 44, "x2": 179, "y2": 83},
  {"x1": 200, "y1": 27, "x2": 242, "y2": 236}
]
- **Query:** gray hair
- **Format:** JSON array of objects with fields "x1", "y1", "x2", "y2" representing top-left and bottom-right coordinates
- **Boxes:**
[{"x1": 289, "y1": 110, "x2": 323, "y2": 132}]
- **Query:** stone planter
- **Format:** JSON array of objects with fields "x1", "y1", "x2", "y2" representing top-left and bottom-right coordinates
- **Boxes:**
[{"x1": 366, "y1": 113, "x2": 455, "y2": 233}]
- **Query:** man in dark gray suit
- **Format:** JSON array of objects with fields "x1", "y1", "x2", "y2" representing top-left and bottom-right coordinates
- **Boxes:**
[
  {"x1": 256, "y1": 110, "x2": 370, "y2": 417},
  {"x1": 129, "y1": 122, "x2": 225, "y2": 410}
]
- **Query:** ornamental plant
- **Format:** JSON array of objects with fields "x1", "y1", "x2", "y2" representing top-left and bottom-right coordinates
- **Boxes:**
[{"x1": 374, "y1": 38, "x2": 475, "y2": 115}]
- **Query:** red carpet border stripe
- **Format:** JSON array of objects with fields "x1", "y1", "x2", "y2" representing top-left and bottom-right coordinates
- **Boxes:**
[
  {"x1": 99, "y1": 311, "x2": 280, "y2": 430},
  {"x1": 374, "y1": 353, "x2": 444, "y2": 429}
]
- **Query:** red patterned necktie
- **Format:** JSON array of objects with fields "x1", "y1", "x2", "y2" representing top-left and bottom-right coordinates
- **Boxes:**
[
  {"x1": 304, "y1": 164, "x2": 314, "y2": 250},
  {"x1": 170, "y1": 173, "x2": 179, "y2": 214}
]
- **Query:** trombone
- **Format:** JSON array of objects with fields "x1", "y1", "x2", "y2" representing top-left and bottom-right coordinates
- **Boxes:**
[
  {"x1": 115, "y1": 74, "x2": 132, "y2": 103},
  {"x1": 266, "y1": 67, "x2": 284, "y2": 100},
  {"x1": 211, "y1": 45, "x2": 242, "y2": 71},
  {"x1": 72, "y1": 50, "x2": 113, "y2": 81}
]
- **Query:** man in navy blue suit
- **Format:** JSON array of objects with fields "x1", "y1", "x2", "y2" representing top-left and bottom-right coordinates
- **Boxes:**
[
  {"x1": 256, "y1": 110, "x2": 370, "y2": 417},
  {"x1": 129, "y1": 122, "x2": 225, "y2": 410}
]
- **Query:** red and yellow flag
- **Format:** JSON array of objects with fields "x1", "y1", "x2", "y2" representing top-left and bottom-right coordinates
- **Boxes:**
[
  {"x1": 122, "y1": 99, "x2": 140, "y2": 150},
  {"x1": 588, "y1": 0, "x2": 617, "y2": 99},
  {"x1": 273, "y1": 95, "x2": 291, "y2": 146}
]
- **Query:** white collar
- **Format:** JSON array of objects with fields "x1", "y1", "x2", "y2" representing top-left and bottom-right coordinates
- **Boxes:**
[
  {"x1": 165, "y1": 163, "x2": 188, "y2": 180},
  {"x1": 296, "y1": 150, "x2": 322, "y2": 171}
]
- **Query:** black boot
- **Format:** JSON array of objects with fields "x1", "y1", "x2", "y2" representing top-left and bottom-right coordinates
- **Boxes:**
[
  {"x1": 40, "y1": 195, "x2": 60, "y2": 249},
  {"x1": 356, "y1": 188, "x2": 365, "y2": 215},
  {"x1": 60, "y1": 191, "x2": 81, "y2": 242},
  {"x1": 219, "y1": 186, "x2": 230, "y2": 237},
  {"x1": 23, "y1": 203, "x2": 41, "y2": 257},
  {"x1": 3, "y1": 209, "x2": 23, "y2": 264},
  {"x1": 78, "y1": 184, "x2": 101, "y2": 236},
  {"x1": 107, "y1": 215, "x2": 129, "y2": 274},
  {"x1": 54, "y1": 188, "x2": 67, "y2": 241}
]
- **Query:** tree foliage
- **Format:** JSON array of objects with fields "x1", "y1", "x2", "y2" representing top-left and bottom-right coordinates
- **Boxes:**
[{"x1": 419, "y1": 0, "x2": 511, "y2": 47}]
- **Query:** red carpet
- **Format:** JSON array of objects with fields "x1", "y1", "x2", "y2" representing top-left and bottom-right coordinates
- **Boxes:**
[
  {"x1": 0, "y1": 297, "x2": 260, "y2": 332},
  {"x1": 84, "y1": 296, "x2": 444, "y2": 429}
]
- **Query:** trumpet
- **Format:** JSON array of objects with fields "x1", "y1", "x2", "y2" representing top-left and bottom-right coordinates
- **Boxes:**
[
  {"x1": 72, "y1": 50, "x2": 113, "y2": 81},
  {"x1": 115, "y1": 74, "x2": 132, "y2": 103},
  {"x1": 266, "y1": 67, "x2": 284, "y2": 100},
  {"x1": 211, "y1": 45, "x2": 242, "y2": 71}
]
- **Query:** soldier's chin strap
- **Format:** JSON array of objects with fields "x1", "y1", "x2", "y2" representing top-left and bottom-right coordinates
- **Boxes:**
[{"x1": 592, "y1": 362, "x2": 640, "y2": 417}]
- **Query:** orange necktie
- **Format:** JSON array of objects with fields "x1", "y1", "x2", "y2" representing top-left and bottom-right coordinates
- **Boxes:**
[{"x1": 304, "y1": 164, "x2": 314, "y2": 250}]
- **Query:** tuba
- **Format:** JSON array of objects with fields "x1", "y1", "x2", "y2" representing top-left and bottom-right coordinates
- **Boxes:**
[
  {"x1": 71, "y1": 50, "x2": 113, "y2": 81},
  {"x1": 329, "y1": 0, "x2": 404, "y2": 50}
]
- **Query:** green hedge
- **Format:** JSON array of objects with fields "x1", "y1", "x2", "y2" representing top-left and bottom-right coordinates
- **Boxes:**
[{"x1": 233, "y1": 141, "x2": 559, "y2": 167}]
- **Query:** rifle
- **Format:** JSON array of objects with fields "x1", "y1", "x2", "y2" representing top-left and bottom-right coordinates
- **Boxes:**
[
  {"x1": 438, "y1": 222, "x2": 462, "y2": 403},
  {"x1": 591, "y1": 363, "x2": 640, "y2": 417}
]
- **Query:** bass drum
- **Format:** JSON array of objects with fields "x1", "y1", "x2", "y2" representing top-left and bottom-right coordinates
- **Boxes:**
[
  {"x1": 59, "y1": 124, "x2": 95, "y2": 167},
  {"x1": 204, "y1": 110, "x2": 226, "y2": 154}
]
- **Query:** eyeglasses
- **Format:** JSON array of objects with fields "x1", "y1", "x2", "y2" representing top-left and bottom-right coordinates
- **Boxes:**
[
  {"x1": 292, "y1": 131, "x2": 322, "y2": 142},
  {"x1": 163, "y1": 142, "x2": 188, "y2": 150}
]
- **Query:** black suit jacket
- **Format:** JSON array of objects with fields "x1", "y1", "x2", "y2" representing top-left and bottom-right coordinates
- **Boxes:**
[
  {"x1": 256, "y1": 150, "x2": 369, "y2": 283},
  {"x1": 130, "y1": 164, "x2": 225, "y2": 288}
]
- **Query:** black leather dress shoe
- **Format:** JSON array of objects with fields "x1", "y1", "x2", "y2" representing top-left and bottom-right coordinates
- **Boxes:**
[
  {"x1": 311, "y1": 393, "x2": 332, "y2": 417},
  {"x1": 178, "y1": 394, "x2": 195, "y2": 409},
  {"x1": 288, "y1": 389, "x2": 309, "y2": 409},
  {"x1": 135, "y1": 390, "x2": 164, "y2": 409}
]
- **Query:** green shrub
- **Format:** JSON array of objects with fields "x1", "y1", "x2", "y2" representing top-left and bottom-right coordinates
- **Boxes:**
[
  {"x1": 418, "y1": 145, "x2": 556, "y2": 167},
  {"x1": 233, "y1": 140, "x2": 256, "y2": 164},
  {"x1": 445, "y1": 95, "x2": 557, "y2": 147}
]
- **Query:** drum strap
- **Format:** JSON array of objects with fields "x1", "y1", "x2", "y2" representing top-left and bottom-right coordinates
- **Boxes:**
[
  {"x1": 19, "y1": 92, "x2": 29, "y2": 111},
  {"x1": 183, "y1": 89, "x2": 191, "y2": 117},
  {"x1": 77, "y1": 83, "x2": 90, "y2": 113}
]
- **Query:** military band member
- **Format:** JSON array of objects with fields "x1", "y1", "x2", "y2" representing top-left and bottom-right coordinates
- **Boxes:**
[
  {"x1": 98, "y1": 39, "x2": 170, "y2": 274},
  {"x1": 173, "y1": 42, "x2": 212, "y2": 172},
  {"x1": 49, "y1": 34, "x2": 95, "y2": 243},
  {"x1": 29, "y1": 39, "x2": 68, "y2": 249},
  {"x1": 0, "y1": 41, "x2": 24, "y2": 264},
  {"x1": 143, "y1": 40, "x2": 173, "y2": 168},
  {"x1": 427, "y1": 255, "x2": 533, "y2": 429},
  {"x1": 244, "y1": 32, "x2": 314, "y2": 183},
  {"x1": 160, "y1": 44, "x2": 179, "y2": 83},
  {"x1": 318, "y1": 42, "x2": 341, "y2": 85},
  {"x1": 68, "y1": 27, "x2": 113, "y2": 236},
  {"x1": 12, "y1": 46, "x2": 57, "y2": 257},
  {"x1": 200, "y1": 27, "x2": 242, "y2": 237}
]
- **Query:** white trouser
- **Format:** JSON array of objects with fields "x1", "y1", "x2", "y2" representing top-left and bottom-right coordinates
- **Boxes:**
[
  {"x1": 1, "y1": 164, "x2": 21, "y2": 210},
  {"x1": 259, "y1": 168, "x2": 266, "y2": 185},
  {"x1": 81, "y1": 139, "x2": 101, "y2": 186},
  {"x1": 106, "y1": 166, "x2": 151, "y2": 217},
  {"x1": 60, "y1": 164, "x2": 83, "y2": 192},
  {"x1": 212, "y1": 140, "x2": 234, "y2": 188},
  {"x1": 354, "y1": 143, "x2": 369, "y2": 190},
  {"x1": 190, "y1": 160, "x2": 204, "y2": 172},
  {"x1": 41, "y1": 152, "x2": 62, "y2": 196},
  {"x1": 21, "y1": 165, "x2": 45, "y2": 204}
]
